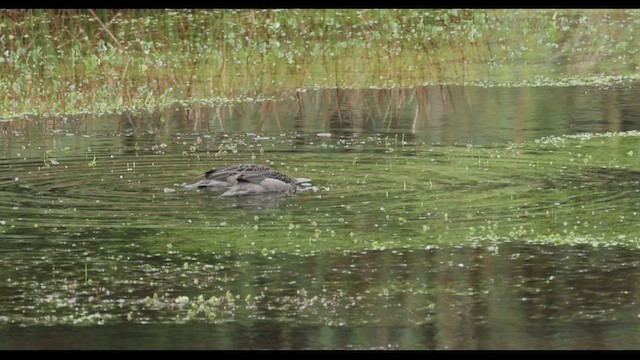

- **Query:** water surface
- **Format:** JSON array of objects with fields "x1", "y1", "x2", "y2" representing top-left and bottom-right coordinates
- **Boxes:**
[{"x1": 1, "y1": 85, "x2": 640, "y2": 349}]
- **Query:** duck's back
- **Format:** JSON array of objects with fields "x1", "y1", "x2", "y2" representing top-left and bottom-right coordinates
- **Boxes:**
[
  {"x1": 203, "y1": 163, "x2": 273, "y2": 181},
  {"x1": 184, "y1": 163, "x2": 299, "y2": 195}
]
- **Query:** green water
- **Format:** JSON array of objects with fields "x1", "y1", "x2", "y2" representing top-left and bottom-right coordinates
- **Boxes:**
[{"x1": 1, "y1": 86, "x2": 640, "y2": 349}]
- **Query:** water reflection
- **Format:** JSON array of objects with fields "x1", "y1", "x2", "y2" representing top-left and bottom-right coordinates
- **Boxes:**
[
  {"x1": 4, "y1": 84, "x2": 640, "y2": 145},
  {"x1": 1, "y1": 243, "x2": 639, "y2": 349}
]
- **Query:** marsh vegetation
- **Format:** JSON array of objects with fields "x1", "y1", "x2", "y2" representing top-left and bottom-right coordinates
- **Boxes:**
[{"x1": 3, "y1": 9, "x2": 640, "y2": 120}]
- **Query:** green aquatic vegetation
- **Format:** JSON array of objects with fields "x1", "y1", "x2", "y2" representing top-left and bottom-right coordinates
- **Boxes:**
[
  {"x1": 2, "y1": 9, "x2": 640, "y2": 120},
  {"x1": 125, "y1": 130, "x2": 640, "y2": 255},
  {"x1": 138, "y1": 286, "x2": 354, "y2": 323},
  {"x1": 3, "y1": 127, "x2": 640, "y2": 337},
  {"x1": 2, "y1": 128, "x2": 640, "y2": 330},
  {"x1": 142, "y1": 292, "x2": 234, "y2": 321}
]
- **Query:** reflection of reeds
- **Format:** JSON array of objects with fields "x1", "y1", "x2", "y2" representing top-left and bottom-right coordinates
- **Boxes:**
[
  {"x1": 3, "y1": 84, "x2": 634, "y2": 145},
  {"x1": 0, "y1": 86, "x2": 455, "y2": 136}
]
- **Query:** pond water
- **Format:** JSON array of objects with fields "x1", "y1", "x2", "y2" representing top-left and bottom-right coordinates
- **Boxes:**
[{"x1": 1, "y1": 85, "x2": 640, "y2": 349}]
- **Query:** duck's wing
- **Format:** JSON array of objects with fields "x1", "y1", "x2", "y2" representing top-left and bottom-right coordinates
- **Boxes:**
[
  {"x1": 203, "y1": 163, "x2": 272, "y2": 182},
  {"x1": 183, "y1": 164, "x2": 264, "y2": 189},
  {"x1": 223, "y1": 171, "x2": 297, "y2": 195},
  {"x1": 184, "y1": 164, "x2": 301, "y2": 193},
  {"x1": 238, "y1": 169, "x2": 296, "y2": 186}
]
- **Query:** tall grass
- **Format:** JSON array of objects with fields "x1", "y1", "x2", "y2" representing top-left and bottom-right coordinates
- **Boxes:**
[{"x1": 1, "y1": 9, "x2": 639, "y2": 121}]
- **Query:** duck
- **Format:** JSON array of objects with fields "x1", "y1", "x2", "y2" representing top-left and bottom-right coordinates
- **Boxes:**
[{"x1": 183, "y1": 163, "x2": 313, "y2": 196}]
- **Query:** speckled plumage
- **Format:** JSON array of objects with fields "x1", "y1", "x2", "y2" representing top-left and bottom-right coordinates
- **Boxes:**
[{"x1": 183, "y1": 163, "x2": 307, "y2": 196}]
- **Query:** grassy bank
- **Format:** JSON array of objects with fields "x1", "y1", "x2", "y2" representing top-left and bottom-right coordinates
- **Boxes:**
[{"x1": 1, "y1": 9, "x2": 640, "y2": 120}]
